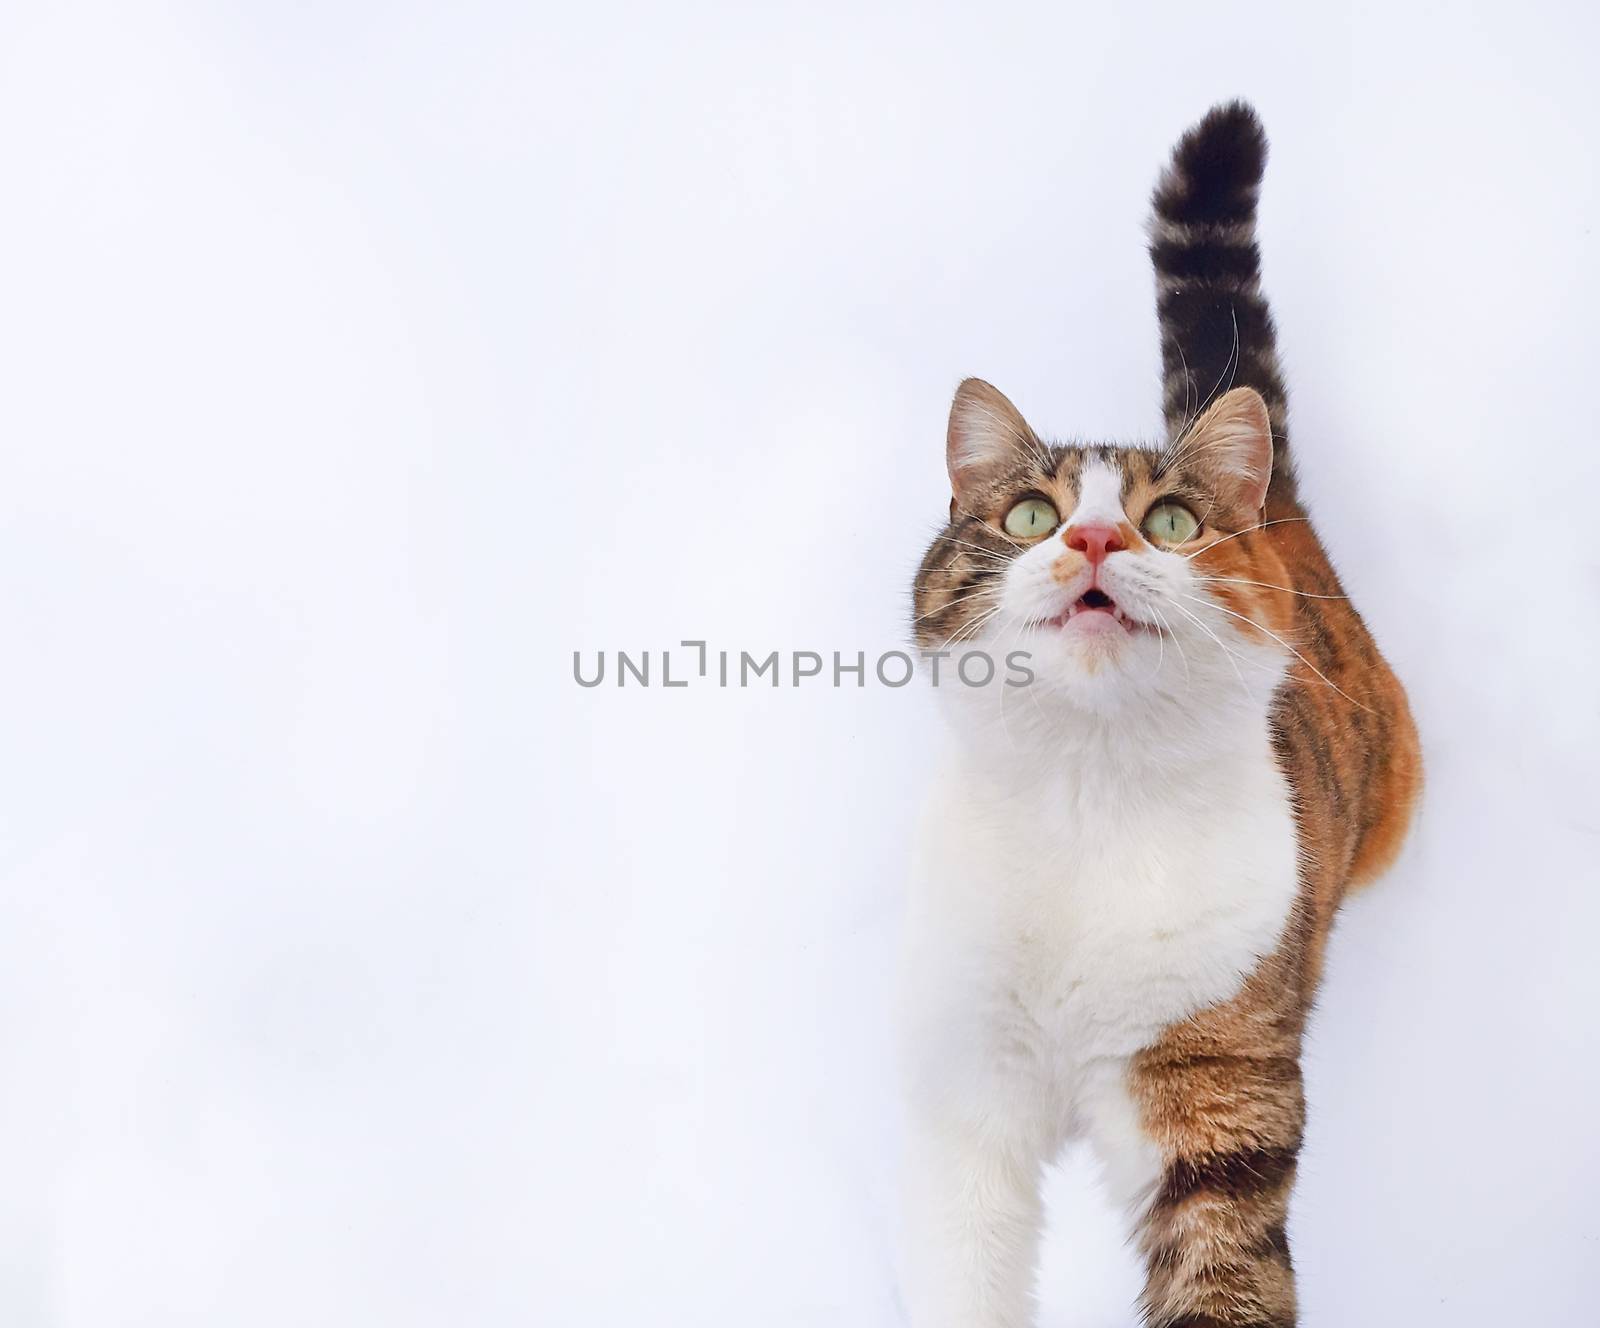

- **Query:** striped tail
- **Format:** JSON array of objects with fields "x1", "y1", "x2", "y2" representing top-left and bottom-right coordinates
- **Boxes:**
[{"x1": 1150, "y1": 101, "x2": 1295, "y2": 498}]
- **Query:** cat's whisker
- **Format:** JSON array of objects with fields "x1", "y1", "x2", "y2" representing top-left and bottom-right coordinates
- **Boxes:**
[
  {"x1": 912, "y1": 586, "x2": 1001, "y2": 627},
  {"x1": 1173, "y1": 338, "x2": 1197, "y2": 443},
  {"x1": 1147, "y1": 603, "x2": 1190, "y2": 691},
  {"x1": 953, "y1": 507, "x2": 1030, "y2": 552},
  {"x1": 1198, "y1": 575, "x2": 1349, "y2": 601},
  {"x1": 1178, "y1": 593, "x2": 1377, "y2": 714},
  {"x1": 1183, "y1": 516, "x2": 1312, "y2": 559},
  {"x1": 1168, "y1": 600, "x2": 1275, "y2": 680},
  {"x1": 1166, "y1": 599, "x2": 1254, "y2": 697},
  {"x1": 1158, "y1": 311, "x2": 1242, "y2": 477},
  {"x1": 932, "y1": 602, "x2": 1006, "y2": 654},
  {"x1": 940, "y1": 536, "x2": 1015, "y2": 563},
  {"x1": 1146, "y1": 601, "x2": 1167, "y2": 682}
]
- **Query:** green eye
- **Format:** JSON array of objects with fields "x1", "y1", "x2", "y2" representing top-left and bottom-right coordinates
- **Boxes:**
[
  {"x1": 1002, "y1": 497, "x2": 1059, "y2": 538},
  {"x1": 1142, "y1": 501, "x2": 1200, "y2": 545}
]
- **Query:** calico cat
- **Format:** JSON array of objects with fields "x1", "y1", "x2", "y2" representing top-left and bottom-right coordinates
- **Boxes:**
[{"x1": 901, "y1": 103, "x2": 1421, "y2": 1328}]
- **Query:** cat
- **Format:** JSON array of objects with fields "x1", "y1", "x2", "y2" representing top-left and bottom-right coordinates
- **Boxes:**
[{"x1": 900, "y1": 102, "x2": 1421, "y2": 1328}]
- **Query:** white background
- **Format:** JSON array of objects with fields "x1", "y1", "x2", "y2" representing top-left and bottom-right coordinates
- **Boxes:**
[{"x1": 2, "y1": 2, "x2": 1596, "y2": 1324}]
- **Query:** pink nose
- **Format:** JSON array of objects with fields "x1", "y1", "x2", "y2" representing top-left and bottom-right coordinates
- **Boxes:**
[{"x1": 1063, "y1": 522, "x2": 1126, "y2": 566}]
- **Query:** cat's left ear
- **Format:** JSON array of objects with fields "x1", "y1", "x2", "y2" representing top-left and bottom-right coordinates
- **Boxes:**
[
  {"x1": 946, "y1": 378, "x2": 1039, "y2": 508},
  {"x1": 1180, "y1": 387, "x2": 1273, "y2": 513}
]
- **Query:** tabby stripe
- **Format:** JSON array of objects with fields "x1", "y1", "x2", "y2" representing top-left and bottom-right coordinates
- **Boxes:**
[
  {"x1": 1156, "y1": 1145, "x2": 1298, "y2": 1210},
  {"x1": 1150, "y1": 239, "x2": 1263, "y2": 283},
  {"x1": 1248, "y1": 1221, "x2": 1292, "y2": 1264}
]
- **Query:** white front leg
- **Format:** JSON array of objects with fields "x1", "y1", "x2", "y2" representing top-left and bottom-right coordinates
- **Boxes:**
[{"x1": 901, "y1": 1113, "x2": 1045, "y2": 1328}]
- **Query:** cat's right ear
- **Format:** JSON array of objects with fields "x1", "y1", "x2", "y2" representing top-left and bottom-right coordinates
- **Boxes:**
[{"x1": 946, "y1": 379, "x2": 1037, "y2": 508}]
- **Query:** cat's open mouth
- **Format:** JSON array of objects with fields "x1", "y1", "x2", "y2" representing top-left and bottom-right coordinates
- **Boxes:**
[{"x1": 1043, "y1": 588, "x2": 1143, "y2": 632}]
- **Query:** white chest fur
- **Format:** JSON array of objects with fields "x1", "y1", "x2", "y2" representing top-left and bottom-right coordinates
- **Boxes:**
[{"x1": 899, "y1": 725, "x2": 1300, "y2": 1138}]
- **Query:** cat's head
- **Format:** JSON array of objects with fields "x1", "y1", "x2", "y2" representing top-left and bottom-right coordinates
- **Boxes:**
[{"x1": 912, "y1": 379, "x2": 1299, "y2": 728}]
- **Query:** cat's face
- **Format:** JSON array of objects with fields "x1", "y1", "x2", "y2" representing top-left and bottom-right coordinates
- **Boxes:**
[{"x1": 913, "y1": 379, "x2": 1299, "y2": 721}]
